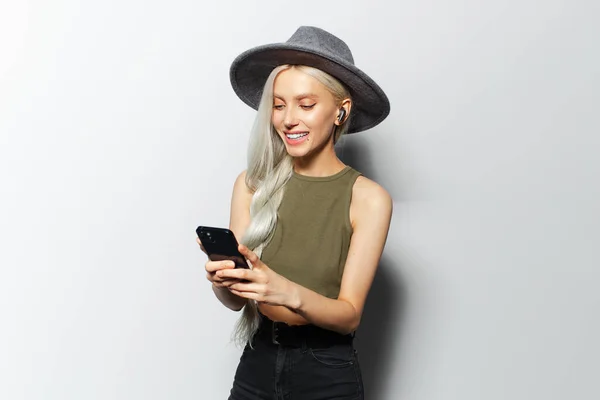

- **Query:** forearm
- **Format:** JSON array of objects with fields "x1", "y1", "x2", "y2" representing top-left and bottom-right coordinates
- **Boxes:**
[
  {"x1": 288, "y1": 284, "x2": 359, "y2": 335},
  {"x1": 212, "y1": 284, "x2": 247, "y2": 311},
  {"x1": 258, "y1": 304, "x2": 310, "y2": 325}
]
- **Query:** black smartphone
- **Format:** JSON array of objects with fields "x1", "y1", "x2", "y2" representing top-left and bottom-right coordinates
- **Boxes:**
[{"x1": 196, "y1": 226, "x2": 249, "y2": 269}]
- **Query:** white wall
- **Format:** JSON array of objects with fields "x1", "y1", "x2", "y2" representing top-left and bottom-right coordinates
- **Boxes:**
[{"x1": 1, "y1": 1, "x2": 598, "y2": 399}]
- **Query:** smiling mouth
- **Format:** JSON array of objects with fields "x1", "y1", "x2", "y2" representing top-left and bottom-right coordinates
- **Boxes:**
[{"x1": 285, "y1": 132, "x2": 308, "y2": 139}]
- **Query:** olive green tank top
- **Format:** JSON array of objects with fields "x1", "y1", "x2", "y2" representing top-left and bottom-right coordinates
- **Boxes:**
[{"x1": 261, "y1": 165, "x2": 362, "y2": 299}]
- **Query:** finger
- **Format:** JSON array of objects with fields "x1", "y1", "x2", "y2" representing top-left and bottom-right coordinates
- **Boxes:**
[
  {"x1": 207, "y1": 271, "x2": 239, "y2": 286},
  {"x1": 215, "y1": 278, "x2": 240, "y2": 287},
  {"x1": 207, "y1": 271, "x2": 222, "y2": 283},
  {"x1": 238, "y1": 245, "x2": 262, "y2": 267},
  {"x1": 221, "y1": 278, "x2": 243, "y2": 287},
  {"x1": 218, "y1": 268, "x2": 252, "y2": 281},
  {"x1": 205, "y1": 260, "x2": 236, "y2": 273},
  {"x1": 228, "y1": 281, "x2": 262, "y2": 293},
  {"x1": 229, "y1": 288, "x2": 260, "y2": 301}
]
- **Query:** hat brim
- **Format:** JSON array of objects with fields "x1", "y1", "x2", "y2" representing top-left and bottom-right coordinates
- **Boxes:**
[{"x1": 230, "y1": 43, "x2": 390, "y2": 134}]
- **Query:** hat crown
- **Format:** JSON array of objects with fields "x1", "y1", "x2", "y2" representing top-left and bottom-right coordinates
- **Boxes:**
[
  {"x1": 286, "y1": 26, "x2": 354, "y2": 65},
  {"x1": 230, "y1": 25, "x2": 390, "y2": 133}
]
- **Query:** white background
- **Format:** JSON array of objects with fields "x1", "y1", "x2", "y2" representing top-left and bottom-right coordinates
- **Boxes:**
[{"x1": 1, "y1": 1, "x2": 598, "y2": 399}]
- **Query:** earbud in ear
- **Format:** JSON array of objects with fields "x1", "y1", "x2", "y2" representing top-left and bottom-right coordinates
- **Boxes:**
[{"x1": 337, "y1": 108, "x2": 346, "y2": 123}]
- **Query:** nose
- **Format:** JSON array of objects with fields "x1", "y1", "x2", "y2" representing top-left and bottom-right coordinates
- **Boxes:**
[{"x1": 283, "y1": 107, "x2": 299, "y2": 129}]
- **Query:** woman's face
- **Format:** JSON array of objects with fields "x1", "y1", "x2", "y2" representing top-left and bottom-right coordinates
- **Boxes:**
[{"x1": 272, "y1": 68, "x2": 340, "y2": 158}]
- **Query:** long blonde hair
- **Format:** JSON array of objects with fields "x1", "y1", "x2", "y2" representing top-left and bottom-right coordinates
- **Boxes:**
[{"x1": 232, "y1": 64, "x2": 352, "y2": 347}]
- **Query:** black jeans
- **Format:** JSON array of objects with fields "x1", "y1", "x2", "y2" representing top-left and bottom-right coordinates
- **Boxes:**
[{"x1": 228, "y1": 319, "x2": 364, "y2": 400}]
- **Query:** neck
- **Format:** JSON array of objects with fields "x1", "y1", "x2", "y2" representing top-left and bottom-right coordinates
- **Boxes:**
[{"x1": 293, "y1": 143, "x2": 346, "y2": 177}]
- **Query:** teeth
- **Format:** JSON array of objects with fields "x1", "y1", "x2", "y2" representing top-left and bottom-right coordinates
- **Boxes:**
[{"x1": 286, "y1": 132, "x2": 308, "y2": 139}]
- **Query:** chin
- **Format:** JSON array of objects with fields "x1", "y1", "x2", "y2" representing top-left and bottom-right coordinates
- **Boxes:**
[{"x1": 285, "y1": 146, "x2": 310, "y2": 158}]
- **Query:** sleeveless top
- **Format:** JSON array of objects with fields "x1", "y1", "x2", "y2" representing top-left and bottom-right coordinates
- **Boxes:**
[{"x1": 261, "y1": 165, "x2": 362, "y2": 299}]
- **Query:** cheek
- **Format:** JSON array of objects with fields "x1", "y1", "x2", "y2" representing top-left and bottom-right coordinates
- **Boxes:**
[
  {"x1": 304, "y1": 111, "x2": 332, "y2": 131},
  {"x1": 272, "y1": 112, "x2": 283, "y2": 127}
]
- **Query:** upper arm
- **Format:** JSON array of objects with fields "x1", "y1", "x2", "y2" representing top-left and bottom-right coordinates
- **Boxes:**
[
  {"x1": 229, "y1": 170, "x2": 253, "y2": 242},
  {"x1": 337, "y1": 177, "x2": 393, "y2": 323}
]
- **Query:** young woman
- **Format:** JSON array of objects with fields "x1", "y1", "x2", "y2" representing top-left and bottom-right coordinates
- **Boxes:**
[{"x1": 197, "y1": 26, "x2": 392, "y2": 400}]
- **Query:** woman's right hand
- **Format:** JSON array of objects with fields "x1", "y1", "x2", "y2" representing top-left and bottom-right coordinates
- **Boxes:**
[{"x1": 196, "y1": 237, "x2": 239, "y2": 289}]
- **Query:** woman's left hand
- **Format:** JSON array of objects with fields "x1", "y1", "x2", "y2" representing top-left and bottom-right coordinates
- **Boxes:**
[{"x1": 218, "y1": 245, "x2": 298, "y2": 308}]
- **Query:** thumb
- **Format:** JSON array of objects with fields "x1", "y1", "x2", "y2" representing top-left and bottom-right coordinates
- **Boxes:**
[{"x1": 238, "y1": 244, "x2": 264, "y2": 269}]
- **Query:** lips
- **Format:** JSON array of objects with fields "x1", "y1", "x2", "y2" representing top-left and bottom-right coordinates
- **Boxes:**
[
  {"x1": 283, "y1": 131, "x2": 309, "y2": 145},
  {"x1": 286, "y1": 132, "x2": 308, "y2": 139}
]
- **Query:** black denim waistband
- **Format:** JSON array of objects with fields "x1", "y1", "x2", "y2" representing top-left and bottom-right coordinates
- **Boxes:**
[{"x1": 254, "y1": 315, "x2": 354, "y2": 348}]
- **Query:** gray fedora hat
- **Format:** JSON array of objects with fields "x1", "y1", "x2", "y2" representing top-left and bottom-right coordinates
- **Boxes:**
[{"x1": 229, "y1": 26, "x2": 390, "y2": 134}]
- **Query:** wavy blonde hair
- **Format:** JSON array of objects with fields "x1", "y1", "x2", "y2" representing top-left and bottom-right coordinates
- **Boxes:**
[{"x1": 232, "y1": 64, "x2": 352, "y2": 347}]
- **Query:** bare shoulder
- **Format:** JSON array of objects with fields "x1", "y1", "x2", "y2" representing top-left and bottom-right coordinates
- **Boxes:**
[
  {"x1": 350, "y1": 175, "x2": 393, "y2": 226},
  {"x1": 236, "y1": 169, "x2": 248, "y2": 182},
  {"x1": 230, "y1": 170, "x2": 253, "y2": 238},
  {"x1": 232, "y1": 170, "x2": 253, "y2": 197},
  {"x1": 352, "y1": 175, "x2": 393, "y2": 210}
]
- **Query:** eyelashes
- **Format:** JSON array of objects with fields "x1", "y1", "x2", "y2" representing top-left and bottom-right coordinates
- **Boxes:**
[{"x1": 273, "y1": 104, "x2": 316, "y2": 110}]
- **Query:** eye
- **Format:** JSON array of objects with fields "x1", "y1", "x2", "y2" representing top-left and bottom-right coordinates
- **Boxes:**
[
  {"x1": 300, "y1": 104, "x2": 316, "y2": 110},
  {"x1": 273, "y1": 104, "x2": 285, "y2": 110}
]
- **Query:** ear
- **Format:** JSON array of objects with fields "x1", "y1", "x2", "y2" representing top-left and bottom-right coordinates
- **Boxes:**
[{"x1": 334, "y1": 99, "x2": 352, "y2": 126}]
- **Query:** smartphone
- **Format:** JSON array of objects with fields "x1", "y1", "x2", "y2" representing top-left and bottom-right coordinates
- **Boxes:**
[{"x1": 196, "y1": 226, "x2": 249, "y2": 269}]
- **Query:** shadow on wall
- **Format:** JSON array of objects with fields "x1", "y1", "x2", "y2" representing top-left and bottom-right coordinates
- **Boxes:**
[
  {"x1": 355, "y1": 255, "x2": 406, "y2": 399},
  {"x1": 338, "y1": 136, "x2": 407, "y2": 399}
]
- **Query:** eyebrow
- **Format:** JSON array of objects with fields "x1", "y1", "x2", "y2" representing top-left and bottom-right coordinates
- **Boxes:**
[{"x1": 273, "y1": 93, "x2": 320, "y2": 101}]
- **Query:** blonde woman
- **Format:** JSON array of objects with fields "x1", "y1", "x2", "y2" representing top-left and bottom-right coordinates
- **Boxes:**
[{"x1": 197, "y1": 26, "x2": 392, "y2": 400}]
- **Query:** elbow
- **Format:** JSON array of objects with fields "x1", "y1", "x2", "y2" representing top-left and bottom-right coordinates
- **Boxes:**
[
  {"x1": 346, "y1": 316, "x2": 361, "y2": 335},
  {"x1": 340, "y1": 301, "x2": 361, "y2": 335},
  {"x1": 336, "y1": 318, "x2": 359, "y2": 336}
]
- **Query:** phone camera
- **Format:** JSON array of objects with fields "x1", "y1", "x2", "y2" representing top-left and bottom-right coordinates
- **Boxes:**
[{"x1": 202, "y1": 231, "x2": 216, "y2": 243}]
